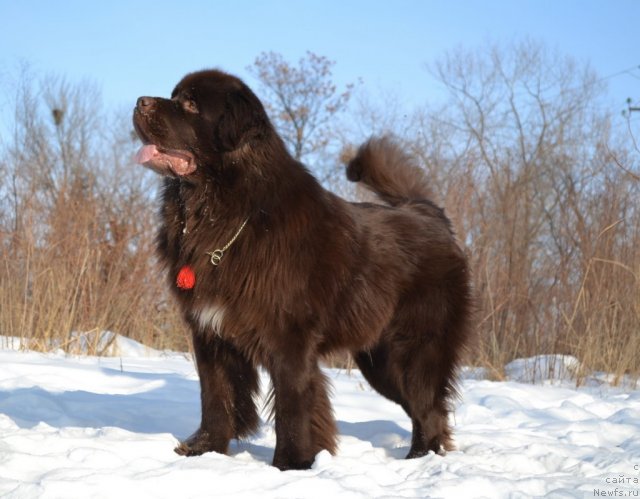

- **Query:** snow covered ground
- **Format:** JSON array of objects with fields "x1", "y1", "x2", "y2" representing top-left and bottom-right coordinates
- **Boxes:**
[{"x1": 0, "y1": 337, "x2": 638, "y2": 498}]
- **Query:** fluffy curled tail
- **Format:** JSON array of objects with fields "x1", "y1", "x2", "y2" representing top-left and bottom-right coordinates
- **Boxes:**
[{"x1": 345, "y1": 136, "x2": 432, "y2": 206}]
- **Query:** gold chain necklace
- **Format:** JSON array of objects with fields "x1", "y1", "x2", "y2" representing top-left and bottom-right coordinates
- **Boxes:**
[{"x1": 205, "y1": 217, "x2": 249, "y2": 266}]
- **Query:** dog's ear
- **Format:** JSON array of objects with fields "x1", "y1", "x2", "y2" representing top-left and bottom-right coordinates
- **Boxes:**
[{"x1": 215, "y1": 88, "x2": 266, "y2": 151}]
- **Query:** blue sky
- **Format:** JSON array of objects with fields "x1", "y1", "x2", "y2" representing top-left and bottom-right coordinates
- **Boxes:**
[{"x1": 0, "y1": 0, "x2": 638, "y2": 123}]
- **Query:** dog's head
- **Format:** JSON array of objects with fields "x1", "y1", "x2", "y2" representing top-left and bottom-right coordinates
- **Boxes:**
[{"x1": 133, "y1": 69, "x2": 269, "y2": 177}]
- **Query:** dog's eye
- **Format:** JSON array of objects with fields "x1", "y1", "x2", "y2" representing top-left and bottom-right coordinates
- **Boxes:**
[{"x1": 183, "y1": 99, "x2": 198, "y2": 114}]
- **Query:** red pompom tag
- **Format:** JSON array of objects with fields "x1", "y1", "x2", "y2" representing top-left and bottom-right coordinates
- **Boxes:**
[{"x1": 176, "y1": 265, "x2": 196, "y2": 290}]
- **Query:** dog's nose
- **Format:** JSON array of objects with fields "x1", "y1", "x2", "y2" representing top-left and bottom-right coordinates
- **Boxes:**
[{"x1": 136, "y1": 96, "x2": 155, "y2": 111}]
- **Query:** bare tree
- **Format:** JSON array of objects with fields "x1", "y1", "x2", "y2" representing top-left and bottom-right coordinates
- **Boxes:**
[
  {"x1": 247, "y1": 51, "x2": 356, "y2": 164},
  {"x1": 391, "y1": 39, "x2": 640, "y2": 383}
]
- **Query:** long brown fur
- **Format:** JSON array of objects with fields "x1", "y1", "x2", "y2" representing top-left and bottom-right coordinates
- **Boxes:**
[{"x1": 133, "y1": 69, "x2": 473, "y2": 470}]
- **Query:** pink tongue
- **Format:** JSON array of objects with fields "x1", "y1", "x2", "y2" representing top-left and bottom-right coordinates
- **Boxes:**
[
  {"x1": 134, "y1": 145, "x2": 195, "y2": 176},
  {"x1": 135, "y1": 144, "x2": 160, "y2": 164}
]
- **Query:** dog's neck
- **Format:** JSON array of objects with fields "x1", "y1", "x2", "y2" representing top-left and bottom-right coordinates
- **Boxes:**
[{"x1": 169, "y1": 134, "x2": 325, "y2": 244}]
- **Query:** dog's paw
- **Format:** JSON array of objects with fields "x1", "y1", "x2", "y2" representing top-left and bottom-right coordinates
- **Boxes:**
[
  {"x1": 174, "y1": 429, "x2": 227, "y2": 457},
  {"x1": 272, "y1": 456, "x2": 314, "y2": 471}
]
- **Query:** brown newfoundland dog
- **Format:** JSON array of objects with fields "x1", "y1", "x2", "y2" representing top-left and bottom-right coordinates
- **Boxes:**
[{"x1": 133, "y1": 69, "x2": 472, "y2": 471}]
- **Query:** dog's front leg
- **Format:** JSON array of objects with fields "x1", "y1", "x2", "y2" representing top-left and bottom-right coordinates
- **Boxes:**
[
  {"x1": 269, "y1": 352, "x2": 337, "y2": 471},
  {"x1": 175, "y1": 331, "x2": 259, "y2": 457}
]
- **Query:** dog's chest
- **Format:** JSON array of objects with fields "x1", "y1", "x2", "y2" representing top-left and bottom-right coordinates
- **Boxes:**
[{"x1": 191, "y1": 302, "x2": 227, "y2": 336}]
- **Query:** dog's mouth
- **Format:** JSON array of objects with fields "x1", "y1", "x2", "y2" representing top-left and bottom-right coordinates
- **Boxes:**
[
  {"x1": 133, "y1": 112, "x2": 197, "y2": 176},
  {"x1": 135, "y1": 144, "x2": 196, "y2": 176}
]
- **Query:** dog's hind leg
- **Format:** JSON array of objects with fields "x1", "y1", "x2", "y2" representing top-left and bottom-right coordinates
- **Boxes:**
[
  {"x1": 403, "y1": 338, "x2": 457, "y2": 457},
  {"x1": 353, "y1": 342, "x2": 411, "y2": 414},
  {"x1": 354, "y1": 333, "x2": 457, "y2": 458}
]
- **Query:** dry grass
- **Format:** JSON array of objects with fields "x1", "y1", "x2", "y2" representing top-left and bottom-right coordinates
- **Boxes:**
[
  {"x1": 0, "y1": 186, "x2": 190, "y2": 355},
  {"x1": 0, "y1": 72, "x2": 190, "y2": 355}
]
